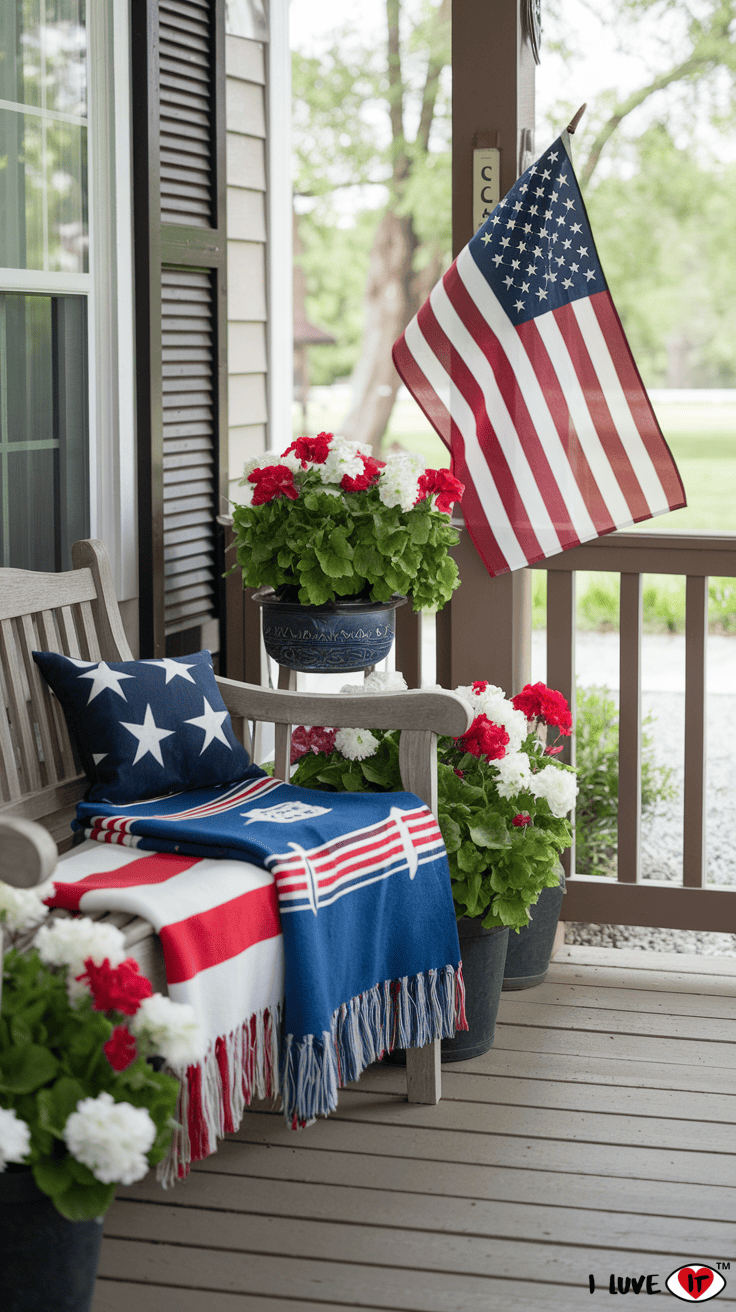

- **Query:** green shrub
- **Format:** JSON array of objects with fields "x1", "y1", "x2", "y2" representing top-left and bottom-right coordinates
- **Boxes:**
[{"x1": 574, "y1": 685, "x2": 676, "y2": 876}]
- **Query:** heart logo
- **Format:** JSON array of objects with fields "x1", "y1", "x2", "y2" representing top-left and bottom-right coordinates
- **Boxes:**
[{"x1": 678, "y1": 1268, "x2": 715, "y2": 1298}]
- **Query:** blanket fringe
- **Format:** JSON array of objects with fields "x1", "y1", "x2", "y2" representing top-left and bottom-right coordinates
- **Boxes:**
[
  {"x1": 281, "y1": 964, "x2": 466, "y2": 1126},
  {"x1": 157, "y1": 1002, "x2": 282, "y2": 1185}
]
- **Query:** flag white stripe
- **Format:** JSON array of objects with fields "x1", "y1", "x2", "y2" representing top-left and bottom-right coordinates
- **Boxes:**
[
  {"x1": 456, "y1": 250, "x2": 598, "y2": 542},
  {"x1": 276, "y1": 839, "x2": 446, "y2": 901},
  {"x1": 534, "y1": 311, "x2": 634, "y2": 526},
  {"x1": 571, "y1": 298, "x2": 671, "y2": 514},
  {"x1": 279, "y1": 850, "x2": 442, "y2": 913},
  {"x1": 431, "y1": 280, "x2": 564, "y2": 558},
  {"x1": 403, "y1": 315, "x2": 527, "y2": 570}
]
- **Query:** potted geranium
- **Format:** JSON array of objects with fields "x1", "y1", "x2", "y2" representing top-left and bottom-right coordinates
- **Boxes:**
[
  {"x1": 289, "y1": 672, "x2": 577, "y2": 1058},
  {"x1": 0, "y1": 886, "x2": 202, "y2": 1312},
  {"x1": 229, "y1": 433, "x2": 464, "y2": 672}
]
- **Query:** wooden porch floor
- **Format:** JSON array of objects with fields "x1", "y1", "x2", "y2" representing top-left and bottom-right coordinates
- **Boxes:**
[{"x1": 92, "y1": 945, "x2": 736, "y2": 1311}]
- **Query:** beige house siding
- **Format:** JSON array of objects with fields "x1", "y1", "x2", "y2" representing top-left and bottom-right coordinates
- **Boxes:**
[{"x1": 226, "y1": 33, "x2": 268, "y2": 504}]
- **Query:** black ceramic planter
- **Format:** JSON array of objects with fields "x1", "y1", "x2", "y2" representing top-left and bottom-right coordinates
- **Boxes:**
[
  {"x1": 254, "y1": 592, "x2": 407, "y2": 673},
  {"x1": 387, "y1": 919, "x2": 509, "y2": 1066},
  {"x1": 0, "y1": 1169, "x2": 104, "y2": 1312},
  {"x1": 502, "y1": 865, "x2": 566, "y2": 991}
]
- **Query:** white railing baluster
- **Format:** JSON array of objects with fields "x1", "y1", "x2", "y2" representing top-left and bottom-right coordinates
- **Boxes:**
[{"x1": 546, "y1": 570, "x2": 577, "y2": 876}]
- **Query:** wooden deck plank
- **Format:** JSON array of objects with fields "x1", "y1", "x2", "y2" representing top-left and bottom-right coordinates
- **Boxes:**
[
  {"x1": 351, "y1": 1061, "x2": 736, "y2": 1121},
  {"x1": 109, "y1": 1180, "x2": 736, "y2": 1254},
  {"x1": 492, "y1": 1022, "x2": 736, "y2": 1066},
  {"x1": 440, "y1": 1044, "x2": 736, "y2": 1094},
  {"x1": 94, "y1": 1247, "x2": 587, "y2": 1312},
  {"x1": 168, "y1": 1141, "x2": 736, "y2": 1220},
  {"x1": 508, "y1": 979, "x2": 736, "y2": 1018},
  {"x1": 554, "y1": 945, "x2": 736, "y2": 975},
  {"x1": 496, "y1": 997, "x2": 734, "y2": 1042},
  {"x1": 322, "y1": 1090, "x2": 731, "y2": 1154},
  {"x1": 232, "y1": 1114, "x2": 731, "y2": 1185},
  {"x1": 547, "y1": 960, "x2": 736, "y2": 997},
  {"x1": 94, "y1": 1284, "x2": 374, "y2": 1312},
  {"x1": 96, "y1": 1234, "x2": 736, "y2": 1306}
]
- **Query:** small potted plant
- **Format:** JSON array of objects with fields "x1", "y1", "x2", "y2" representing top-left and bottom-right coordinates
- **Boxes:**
[
  {"x1": 289, "y1": 673, "x2": 577, "y2": 1058},
  {"x1": 0, "y1": 885, "x2": 202, "y2": 1312},
  {"x1": 229, "y1": 433, "x2": 464, "y2": 672}
]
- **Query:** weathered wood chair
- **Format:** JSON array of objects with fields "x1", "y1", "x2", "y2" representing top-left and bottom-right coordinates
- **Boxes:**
[{"x1": 0, "y1": 538, "x2": 472, "y2": 1104}]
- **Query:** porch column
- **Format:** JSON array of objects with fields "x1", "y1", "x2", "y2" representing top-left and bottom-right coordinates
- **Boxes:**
[{"x1": 438, "y1": 0, "x2": 535, "y2": 695}]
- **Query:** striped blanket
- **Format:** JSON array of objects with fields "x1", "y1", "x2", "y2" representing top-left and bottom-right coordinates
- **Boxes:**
[{"x1": 50, "y1": 775, "x2": 465, "y2": 1177}]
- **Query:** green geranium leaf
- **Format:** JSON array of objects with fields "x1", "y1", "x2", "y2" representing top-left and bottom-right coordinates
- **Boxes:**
[
  {"x1": 53, "y1": 1180, "x2": 116, "y2": 1222},
  {"x1": 33, "y1": 1157, "x2": 76, "y2": 1201},
  {"x1": 0, "y1": 1043, "x2": 59, "y2": 1094},
  {"x1": 468, "y1": 813, "x2": 509, "y2": 849}
]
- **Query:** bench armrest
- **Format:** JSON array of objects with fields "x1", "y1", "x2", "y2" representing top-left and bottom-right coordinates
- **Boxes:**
[{"x1": 0, "y1": 817, "x2": 58, "y2": 889}]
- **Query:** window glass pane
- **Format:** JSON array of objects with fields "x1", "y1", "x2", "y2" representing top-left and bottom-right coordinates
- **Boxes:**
[
  {"x1": 0, "y1": 2, "x2": 86, "y2": 116},
  {"x1": 0, "y1": 109, "x2": 87, "y2": 273},
  {"x1": 0, "y1": 292, "x2": 88, "y2": 570}
]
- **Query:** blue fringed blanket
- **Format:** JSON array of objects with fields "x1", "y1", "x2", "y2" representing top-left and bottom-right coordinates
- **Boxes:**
[{"x1": 73, "y1": 775, "x2": 466, "y2": 1126}]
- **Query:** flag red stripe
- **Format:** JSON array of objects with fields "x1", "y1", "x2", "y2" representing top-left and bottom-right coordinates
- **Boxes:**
[
  {"x1": 516, "y1": 317, "x2": 616, "y2": 536},
  {"x1": 392, "y1": 332, "x2": 452, "y2": 454},
  {"x1": 417, "y1": 299, "x2": 545, "y2": 564},
  {"x1": 590, "y1": 293, "x2": 686, "y2": 511},
  {"x1": 50, "y1": 853, "x2": 200, "y2": 911},
  {"x1": 553, "y1": 301, "x2": 651, "y2": 522},
  {"x1": 444, "y1": 264, "x2": 580, "y2": 551},
  {"x1": 159, "y1": 882, "x2": 281, "y2": 984}
]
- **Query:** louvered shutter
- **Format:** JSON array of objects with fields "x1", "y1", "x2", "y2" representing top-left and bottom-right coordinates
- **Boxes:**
[{"x1": 132, "y1": 0, "x2": 227, "y2": 659}]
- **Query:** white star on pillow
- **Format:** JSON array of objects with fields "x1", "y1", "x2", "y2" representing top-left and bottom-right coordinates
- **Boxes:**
[
  {"x1": 142, "y1": 657, "x2": 198, "y2": 684},
  {"x1": 120, "y1": 704, "x2": 175, "y2": 767},
  {"x1": 185, "y1": 697, "x2": 231, "y2": 754},
  {"x1": 78, "y1": 661, "x2": 135, "y2": 705}
]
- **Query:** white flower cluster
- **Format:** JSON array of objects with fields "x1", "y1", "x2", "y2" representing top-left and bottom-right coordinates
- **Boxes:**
[
  {"x1": 493, "y1": 753, "x2": 533, "y2": 799},
  {"x1": 339, "y1": 670, "x2": 408, "y2": 695},
  {"x1": 376, "y1": 452, "x2": 426, "y2": 512},
  {"x1": 0, "y1": 1107, "x2": 31, "y2": 1171},
  {"x1": 0, "y1": 880, "x2": 49, "y2": 934},
  {"x1": 335, "y1": 727, "x2": 380, "y2": 761},
  {"x1": 318, "y1": 435, "x2": 368, "y2": 486},
  {"x1": 34, "y1": 916, "x2": 127, "y2": 1001},
  {"x1": 531, "y1": 765, "x2": 578, "y2": 818},
  {"x1": 454, "y1": 683, "x2": 528, "y2": 754},
  {"x1": 130, "y1": 993, "x2": 204, "y2": 1071},
  {"x1": 63, "y1": 1091, "x2": 156, "y2": 1186}
]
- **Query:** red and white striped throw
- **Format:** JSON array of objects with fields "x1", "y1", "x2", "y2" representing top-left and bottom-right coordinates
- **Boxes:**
[{"x1": 52, "y1": 837, "x2": 283, "y2": 1181}]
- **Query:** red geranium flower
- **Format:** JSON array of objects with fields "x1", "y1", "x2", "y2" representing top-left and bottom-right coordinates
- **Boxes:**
[
  {"x1": 415, "y1": 469, "x2": 465, "y2": 513},
  {"x1": 341, "y1": 452, "x2": 384, "y2": 492},
  {"x1": 290, "y1": 725, "x2": 338, "y2": 764},
  {"x1": 545, "y1": 744, "x2": 564, "y2": 756},
  {"x1": 454, "y1": 768, "x2": 464, "y2": 778},
  {"x1": 248, "y1": 465, "x2": 299, "y2": 505},
  {"x1": 512, "y1": 682, "x2": 572, "y2": 736},
  {"x1": 77, "y1": 957, "x2": 154, "y2": 1016},
  {"x1": 282, "y1": 433, "x2": 332, "y2": 466},
  {"x1": 103, "y1": 1025, "x2": 137, "y2": 1071},
  {"x1": 512, "y1": 812, "x2": 532, "y2": 828},
  {"x1": 456, "y1": 713, "x2": 509, "y2": 762},
  {"x1": 472, "y1": 680, "x2": 489, "y2": 695}
]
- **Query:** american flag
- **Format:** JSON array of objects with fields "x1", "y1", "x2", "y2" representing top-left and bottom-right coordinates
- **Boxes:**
[{"x1": 392, "y1": 135, "x2": 686, "y2": 576}]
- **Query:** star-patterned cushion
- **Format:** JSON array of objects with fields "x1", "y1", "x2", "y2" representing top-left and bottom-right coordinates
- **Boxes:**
[{"x1": 32, "y1": 649, "x2": 263, "y2": 804}]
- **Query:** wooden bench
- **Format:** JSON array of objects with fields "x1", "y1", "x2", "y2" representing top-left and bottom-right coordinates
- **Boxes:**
[{"x1": 0, "y1": 538, "x2": 472, "y2": 1104}]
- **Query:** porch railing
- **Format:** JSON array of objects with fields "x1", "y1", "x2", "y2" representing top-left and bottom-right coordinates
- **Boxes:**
[{"x1": 396, "y1": 530, "x2": 736, "y2": 935}]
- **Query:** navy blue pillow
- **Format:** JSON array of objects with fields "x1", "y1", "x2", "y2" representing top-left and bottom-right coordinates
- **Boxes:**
[{"x1": 33, "y1": 649, "x2": 263, "y2": 804}]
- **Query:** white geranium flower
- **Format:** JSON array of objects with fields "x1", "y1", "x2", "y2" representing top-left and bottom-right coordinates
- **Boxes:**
[
  {"x1": 377, "y1": 452, "x2": 425, "y2": 512},
  {"x1": 531, "y1": 765, "x2": 578, "y2": 818},
  {"x1": 339, "y1": 671, "x2": 408, "y2": 695},
  {"x1": 493, "y1": 752, "x2": 533, "y2": 799},
  {"x1": 0, "y1": 881, "x2": 49, "y2": 934},
  {"x1": 34, "y1": 917, "x2": 127, "y2": 1001},
  {"x1": 64, "y1": 1092, "x2": 156, "y2": 1186},
  {"x1": 477, "y1": 693, "x2": 528, "y2": 755},
  {"x1": 454, "y1": 682, "x2": 504, "y2": 708},
  {"x1": 318, "y1": 435, "x2": 365, "y2": 485},
  {"x1": 335, "y1": 727, "x2": 380, "y2": 761},
  {"x1": 238, "y1": 450, "x2": 300, "y2": 486},
  {"x1": 130, "y1": 993, "x2": 204, "y2": 1070},
  {"x1": 0, "y1": 1107, "x2": 31, "y2": 1170}
]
